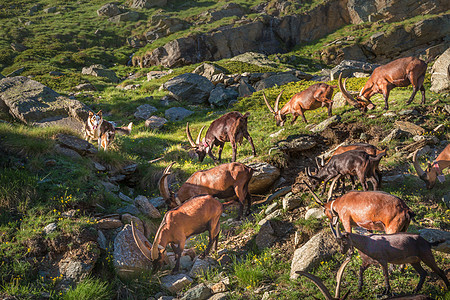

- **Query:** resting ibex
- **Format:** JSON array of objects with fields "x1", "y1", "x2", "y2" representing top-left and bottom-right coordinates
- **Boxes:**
[
  {"x1": 132, "y1": 195, "x2": 223, "y2": 273},
  {"x1": 263, "y1": 83, "x2": 336, "y2": 125},
  {"x1": 338, "y1": 57, "x2": 427, "y2": 111},
  {"x1": 186, "y1": 111, "x2": 256, "y2": 163}
]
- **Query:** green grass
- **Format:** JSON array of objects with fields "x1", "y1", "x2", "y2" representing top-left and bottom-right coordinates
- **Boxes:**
[{"x1": 63, "y1": 277, "x2": 112, "y2": 300}]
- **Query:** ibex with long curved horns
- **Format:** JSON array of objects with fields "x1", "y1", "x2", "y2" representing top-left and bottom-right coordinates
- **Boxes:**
[
  {"x1": 338, "y1": 57, "x2": 427, "y2": 111},
  {"x1": 186, "y1": 111, "x2": 256, "y2": 163},
  {"x1": 263, "y1": 83, "x2": 336, "y2": 126},
  {"x1": 132, "y1": 195, "x2": 223, "y2": 273},
  {"x1": 159, "y1": 162, "x2": 253, "y2": 218},
  {"x1": 413, "y1": 144, "x2": 449, "y2": 189}
]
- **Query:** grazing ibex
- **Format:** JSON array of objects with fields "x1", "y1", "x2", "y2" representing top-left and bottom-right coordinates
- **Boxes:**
[
  {"x1": 413, "y1": 144, "x2": 449, "y2": 189},
  {"x1": 186, "y1": 111, "x2": 256, "y2": 163},
  {"x1": 330, "y1": 220, "x2": 450, "y2": 295},
  {"x1": 132, "y1": 195, "x2": 223, "y2": 273},
  {"x1": 306, "y1": 150, "x2": 385, "y2": 196},
  {"x1": 263, "y1": 83, "x2": 336, "y2": 125},
  {"x1": 159, "y1": 162, "x2": 253, "y2": 218},
  {"x1": 338, "y1": 57, "x2": 427, "y2": 111},
  {"x1": 296, "y1": 257, "x2": 351, "y2": 300},
  {"x1": 303, "y1": 181, "x2": 414, "y2": 234}
]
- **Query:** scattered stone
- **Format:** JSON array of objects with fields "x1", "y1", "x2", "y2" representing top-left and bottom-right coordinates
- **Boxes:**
[
  {"x1": 290, "y1": 230, "x2": 339, "y2": 279},
  {"x1": 189, "y1": 257, "x2": 214, "y2": 277},
  {"x1": 269, "y1": 128, "x2": 284, "y2": 138},
  {"x1": 265, "y1": 202, "x2": 279, "y2": 215},
  {"x1": 208, "y1": 85, "x2": 238, "y2": 107},
  {"x1": 82, "y1": 64, "x2": 119, "y2": 83},
  {"x1": 10, "y1": 42, "x2": 27, "y2": 52},
  {"x1": 160, "y1": 273, "x2": 193, "y2": 293},
  {"x1": 381, "y1": 128, "x2": 408, "y2": 143},
  {"x1": 165, "y1": 107, "x2": 194, "y2": 121},
  {"x1": 255, "y1": 220, "x2": 278, "y2": 249},
  {"x1": 430, "y1": 48, "x2": 450, "y2": 93},
  {"x1": 56, "y1": 134, "x2": 97, "y2": 155},
  {"x1": 58, "y1": 244, "x2": 99, "y2": 286},
  {"x1": 45, "y1": 159, "x2": 56, "y2": 166},
  {"x1": 97, "y1": 218, "x2": 123, "y2": 230},
  {"x1": 398, "y1": 109, "x2": 418, "y2": 116},
  {"x1": 100, "y1": 181, "x2": 119, "y2": 193},
  {"x1": 248, "y1": 163, "x2": 280, "y2": 194},
  {"x1": 117, "y1": 204, "x2": 141, "y2": 216},
  {"x1": 109, "y1": 11, "x2": 140, "y2": 23},
  {"x1": 97, "y1": 3, "x2": 121, "y2": 17},
  {"x1": 134, "y1": 195, "x2": 161, "y2": 218},
  {"x1": 6, "y1": 67, "x2": 26, "y2": 77},
  {"x1": 145, "y1": 116, "x2": 168, "y2": 130},
  {"x1": 276, "y1": 135, "x2": 317, "y2": 152},
  {"x1": 254, "y1": 72, "x2": 300, "y2": 91},
  {"x1": 44, "y1": 6, "x2": 57, "y2": 13},
  {"x1": 180, "y1": 255, "x2": 193, "y2": 270},
  {"x1": 210, "y1": 282, "x2": 227, "y2": 293},
  {"x1": 121, "y1": 214, "x2": 144, "y2": 232},
  {"x1": 131, "y1": 0, "x2": 167, "y2": 9},
  {"x1": 113, "y1": 224, "x2": 153, "y2": 279},
  {"x1": 382, "y1": 111, "x2": 396, "y2": 117},
  {"x1": 122, "y1": 163, "x2": 138, "y2": 174},
  {"x1": 159, "y1": 95, "x2": 176, "y2": 106},
  {"x1": 180, "y1": 283, "x2": 212, "y2": 300},
  {"x1": 330, "y1": 60, "x2": 379, "y2": 80},
  {"x1": 208, "y1": 293, "x2": 228, "y2": 300},
  {"x1": 162, "y1": 73, "x2": 214, "y2": 104},
  {"x1": 258, "y1": 209, "x2": 282, "y2": 226},
  {"x1": 119, "y1": 192, "x2": 133, "y2": 203},
  {"x1": 332, "y1": 91, "x2": 353, "y2": 109},
  {"x1": 442, "y1": 193, "x2": 450, "y2": 209},
  {"x1": 74, "y1": 83, "x2": 97, "y2": 91},
  {"x1": 418, "y1": 228, "x2": 450, "y2": 254},
  {"x1": 43, "y1": 223, "x2": 57, "y2": 234},
  {"x1": 310, "y1": 115, "x2": 341, "y2": 133},
  {"x1": 282, "y1": 194, "x2": 302, "y2": 211},
  {"x1": 149, "y1": 196, "x2": 165, "y2": 209},
  {"x1": 109, "y1": 174, "x2": 126, "y2": 182},
  {"x1": 305, "y1": 207, "x2": 325, "y2": 220},
  {"x1": 394, "y1": 121, "x2": 425, "y2": 136},
  {"x1": 193, "y1": 63, "x2": 226, "y2": 81},
  {"x1": 97, "y1": 230, "x2": 107, "y2": 250},
  {"x1": 148, "y1": 71, "x2": 171, "y2": 81},
  {"x1": 54, "y1": 144, "x2": 82, "y2": 159},
  {"x1": 134, "y1": 104, "x2": 157, "y2": 120}
]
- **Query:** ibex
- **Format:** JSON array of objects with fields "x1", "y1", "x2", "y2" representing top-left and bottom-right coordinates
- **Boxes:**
[
  {"x1": 413, "y1": 144, "x2": 449, "y2": 189},
  {"x1": 338, "y1": 57, "x2": 427, "y2": 111},
  {"x1": 330, "y1": 220, "x2": 449, "y2": 295},
  {"x1": 186, "y1": 111, "x2": 256, "y2": 163},
  {"x1": 263, "y1": 83, "x2": 336, "y2": 125},
  {"x1": 159, "y1": 162, "x2": 253, "y2": 218},
  {"x1": 303, "y1": 181, "x2": 414, "y2": 234},
  {"x1": 132, "y1": 195, "x2": 222, "y2": 273}
]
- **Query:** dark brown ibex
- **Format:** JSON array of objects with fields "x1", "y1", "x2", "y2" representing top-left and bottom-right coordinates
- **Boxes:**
[
  {"x1": 413, "y1": 144, "x2": 449, "y2": 189},
  {"x1": 186, "y1": 111, "x2": 256, "y2": 163},
  {"x1": 338, "y1": 57, "x2": 427, "y2": 111},
  {"x1": 132, "y1": 195, "x2": 223, "y2": 273},
  {"x1": 263, "y1": 83, "x2": 336, "y2": 125},
  {"x1": 159, "y1": 162, "x2": 253, "y2": 218}
]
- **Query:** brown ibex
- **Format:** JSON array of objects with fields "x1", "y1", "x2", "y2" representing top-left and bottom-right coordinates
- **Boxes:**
[
  {"x1": 186, "y1": 111, "x2": 256, "y2": 163},
  {"x1": 132, "y1": 195, "x2": 223, "y2": 273},
  {"x1": 159, "y1": 162, "x2": 253, "y2": 218},
  {"x1": 263, "y1": 83, "x2": 336, "y2": 125},
  {"x1": 330, "y1": 220, "x2": 449, "y2": 295},
  {"x1": 303, "y1": 181, "x2": 414, "y2": 234},
  {"x1": 413, "y1": 144, "x2": 449, "y2": 189},
  {"x1": 338, "y1": 57, "x2": 427, "y2": 111}
]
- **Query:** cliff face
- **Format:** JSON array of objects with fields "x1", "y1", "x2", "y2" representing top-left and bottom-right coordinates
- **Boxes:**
[{"x1": 133, "y1": 0, "x2": 450, "y2": 68}]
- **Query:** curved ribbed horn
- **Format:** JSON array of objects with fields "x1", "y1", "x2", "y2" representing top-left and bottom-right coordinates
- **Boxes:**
[
  {"x1": 186, "y1": 122, "x2": 196, "y2": 147},
  {"x1": 263, "y1": 92, "x2": 275, "y2": 114},
  {"x1": 274, "y1": 90, "x2": 284, "y2": 112},
  {"x1": 196, "y1": 125, "x2": 205, "y2": 145},
  {"x1": 296, "y1": 271, "x2": 333, "y2": 300},
  {"x1": 338, "y1": 73, "x2": 360, "y2": 107},
  {"x1": 336, "y1": 221, "x2": 342, "y2": 238},
  {"x1": 132, "y1": 221, "x2": 152, "y2": 261},
  {"x1": 328, "y1": 174, "x2": 342, "y2": 201},
  {"x1": 335, "y1": 257, "x2": 351, "y2": 299},
  {"x1": 413, "y1": 149, "x2": 427, "y2": 180},
  {"x1": 302, "y1": 180, "x2": 324, "y2": 206},
  {"x1": 151, "y1": 217, "x2": 166, "y2": 260},
  {"x1": 159, "y1": 162, "x2": 174, "y2": 201}
]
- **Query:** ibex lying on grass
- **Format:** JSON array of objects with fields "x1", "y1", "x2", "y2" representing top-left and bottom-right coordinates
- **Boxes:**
[
  {"x1": 413, "y1": 144, "x2": 449, "y2": 189},
  {"x1": 296, "y1": 257, "x2": 351, "y2": 300},
  {"x1": 338, "y1": 57, "x2": 427, "y2": 111},
  {"x1": 132, "y1": 195, "x2": 223, "y2": 273},
  {"x1": 159, "y1": 162, "x2": 253, "y2": 218},
  {"x1": 263, "y1": 83, "x2": 336, "y2": 125},
  {"x1": 330, "y1": 220, "x2": 450, "y2": 295},
  {"x1": 306, "y1": 150, "x2": 385, "y2": 196},
  {"x1": 186, "y1": 111, "x2": 256, "y2": 163},
  {"x1": 303, "y1": 181, "x2": 414, "y2": 234}
]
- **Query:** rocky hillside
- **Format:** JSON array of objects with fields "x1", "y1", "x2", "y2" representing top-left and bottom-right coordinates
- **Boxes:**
[{"x1": 0, "y1": 0, "x2": 449, "y2": 300}]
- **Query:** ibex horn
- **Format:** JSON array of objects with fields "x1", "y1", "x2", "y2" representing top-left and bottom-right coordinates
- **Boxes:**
[{"x1": 186, "y1": 122, "x2": 196, "y2": 147}]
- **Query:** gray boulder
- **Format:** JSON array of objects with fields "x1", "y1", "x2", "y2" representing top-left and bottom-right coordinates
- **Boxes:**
[
  {"x1": 162, "y1": 73, "x2": 214, "y2": 104},
  {"x1": 134, "y1": 195, "x2": 161, "y2": 219},
  {"x1": 81, "y1": 64, "x2": 119, "y2": 83},
  {"x1": 276, "y1": 135, "x2": 317, "y2": 152},
  {"x1": 255, "y1": 220, "x2": 278, "y2": 249},
  {"x1": 332, "y1": 91, "x2": 356, "y2": 109},
  {"x1": 305, "y1": 208, "x2": 326, "y2": 220},
  {"x1": 97, "y1": 3, "x2": 121, "y2": 17},
  {"x1": 109, "y1": 11, "x2": 140, "y2": 23},
  {"x1": 180, "y1": 283, "x2": 212, "y2": 300},
  {"x1": 113, "y1": 224, "x2": 153, "y2": 279},
  {"x1": 310, "y1": 115, "x2": 341, "y2": 133},
  {"x1": 254, "y1": 72, "x2": 300, "y2": 91},
  {"x1": 430, "y1": 48, "x2": 450, "y2": 93},
  {"x1": 145, "y1": 116, "x2": 168, "y2": 130},
  {"x1": 238, "y1": 80, "x2": 256, "y2": 97},
  {"x1": 131, "y1": 0, "x2": 167, "y2": 9},
  {"x1": 193, "y1": 63, "x2": 226, "y2": 81},
  {"x1": 208, "y1": 3, "x2": 246, "y2": 22},
  {"x1": 56, "y1": 134, "x2": 97, "y2": 156},
  {"x1": 208, "y1": 85, "x2": 238, "y2": 107},
  {"x1": 418, "y1": 228, "x2": 450, "y2": 254},
  {"x1": 160, "y1": 273, "x2": 193, "y2": 293},
  {"x1": 248, "y1": 162, "x2": 280, "y2": 194},
  {"x1": 165, "y1": 107, "x2": 194, "y2": 121},
  {"x1": 330, "y1": 60, "x2": 379, "y2": 80},
  {"x1": 189, "y1": 257, "x2": 215, "y2": 277},
  {"x1": 134, "y1": 104, "x2": 157, "y2": 120},
  {"x1": 290, "y1": 230, "x2": 339, "y2": 279},
  {"x1": 0, "y1": 76, "x2": 89, "y2": 132}
]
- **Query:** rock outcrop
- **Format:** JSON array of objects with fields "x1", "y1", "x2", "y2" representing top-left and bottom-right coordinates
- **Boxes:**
[
  {"x1": 430, "y1": 48, "x2": 450, "y2": 93},
  {"x1": 162, "y1": 73, "x2": 214, "y2": 104}
]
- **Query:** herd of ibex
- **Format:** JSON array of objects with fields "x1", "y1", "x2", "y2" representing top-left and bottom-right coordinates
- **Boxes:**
[{"x1": 131, "y1": 56, "x2": 449, "y2": 297}]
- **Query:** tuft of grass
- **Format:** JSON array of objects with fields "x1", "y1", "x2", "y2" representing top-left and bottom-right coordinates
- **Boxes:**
[{"x1": 63, "y1": 277, "x2": 112, "y2": 300}]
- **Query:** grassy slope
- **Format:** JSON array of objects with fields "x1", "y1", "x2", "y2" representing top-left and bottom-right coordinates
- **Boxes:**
[{"x1": 0, "y1": 0, "x2": 449, "y2": 299}]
